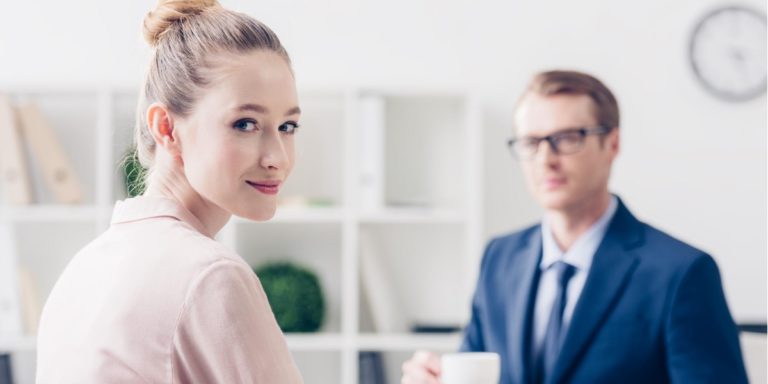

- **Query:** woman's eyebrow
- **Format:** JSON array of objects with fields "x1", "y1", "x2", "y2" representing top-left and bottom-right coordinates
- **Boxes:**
[
  {"x1": 237, "y1": 103, "x2": 301, "y2": 116},
  {"x1": 285, "y1": 106, "x2": 301, "y2": 116},
  {"x1": 237, "y1": 103, "x2": 268, "y2": 113}
]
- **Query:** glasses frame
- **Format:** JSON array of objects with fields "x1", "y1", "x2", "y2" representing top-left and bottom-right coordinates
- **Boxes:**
[{"x1": 507, "y1": 126, "x2": 614, "y2": 159}]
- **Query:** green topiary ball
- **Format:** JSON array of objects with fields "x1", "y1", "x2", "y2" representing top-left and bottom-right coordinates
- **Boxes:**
[
  {"x1": 254, "y1": 262, "x2": 325, "y2": 333},
  {"x1": 122, "y1": 148, "x2": 146, "y2": 198}
]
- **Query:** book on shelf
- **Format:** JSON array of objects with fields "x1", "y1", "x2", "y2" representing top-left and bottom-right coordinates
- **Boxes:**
[
  {"x1": 16, "y1": 102, "x2": 83, "y2": 204},
  {"x1": 0, "y1": 95, "x2": 33, "y2": 205}
]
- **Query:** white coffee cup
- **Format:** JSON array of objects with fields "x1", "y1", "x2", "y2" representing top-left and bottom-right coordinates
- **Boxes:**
[{"x1": 441, "y1": 352, "x2": 500, "y2": 384}]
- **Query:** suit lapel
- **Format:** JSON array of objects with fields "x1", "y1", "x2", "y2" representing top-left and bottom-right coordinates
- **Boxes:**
[
  {"x1": 507, "y1": 228, "x2": 543, "y2": 384},
  {"x1": 548, "y1": 200, "x2": 644, "y2": 384}
]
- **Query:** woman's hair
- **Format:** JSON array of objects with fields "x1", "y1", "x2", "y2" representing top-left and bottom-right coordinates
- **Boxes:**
[{"x1": 132, "y1": 0, "x2": 291, "y2": 172}]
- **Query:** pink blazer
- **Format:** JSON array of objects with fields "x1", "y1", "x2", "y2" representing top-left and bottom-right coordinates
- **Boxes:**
[{"x1": 36, "y1": 196, "x2": 303, "y2": 383}]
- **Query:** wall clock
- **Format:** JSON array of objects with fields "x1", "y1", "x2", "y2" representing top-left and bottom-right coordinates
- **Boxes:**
[{"x1": 689, "y1": 6, "x2": 767, "y2": 101}]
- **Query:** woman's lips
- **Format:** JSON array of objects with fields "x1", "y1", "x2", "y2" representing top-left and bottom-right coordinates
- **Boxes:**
[{"x1": 246, "y1": 181, "x2": 280, "y2": 195}]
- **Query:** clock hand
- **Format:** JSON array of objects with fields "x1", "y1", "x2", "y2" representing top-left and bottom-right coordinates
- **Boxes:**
[{"x1": 729, "y1": 46, "x2": 751, "y2": 84}]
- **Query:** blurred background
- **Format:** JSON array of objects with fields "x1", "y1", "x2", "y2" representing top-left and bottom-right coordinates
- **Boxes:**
[{"x1": 0, "y1": 0, "x2": 765, "y2": 383}]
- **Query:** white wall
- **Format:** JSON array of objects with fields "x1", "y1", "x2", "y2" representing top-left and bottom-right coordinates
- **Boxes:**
[{"x1": 1, "y1": 0, "x2": 764, "y2": 321}]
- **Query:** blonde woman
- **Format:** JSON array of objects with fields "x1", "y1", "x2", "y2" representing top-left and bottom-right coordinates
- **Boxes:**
[{"x1": 36, "y1": 0, "x2": 303, "y2": 382}]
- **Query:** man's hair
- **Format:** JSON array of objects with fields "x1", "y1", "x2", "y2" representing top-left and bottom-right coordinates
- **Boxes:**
[{"x1": 520, "y1": 70, "x2": 620, "y2": 128}]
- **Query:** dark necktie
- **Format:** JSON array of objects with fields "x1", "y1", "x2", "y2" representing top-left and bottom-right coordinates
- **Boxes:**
[{"x1": 534, "y1": 261, "x2": 577, "y2": 384}]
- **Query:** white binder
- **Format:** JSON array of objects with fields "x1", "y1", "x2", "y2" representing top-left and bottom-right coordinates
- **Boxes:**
[{"x1": 358, "y1": 95, "x2": 385, "y2": 213}]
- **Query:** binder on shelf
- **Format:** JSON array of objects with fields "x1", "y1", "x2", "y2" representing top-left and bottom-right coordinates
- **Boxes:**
[
  {"x1": 16, "y1": 102, "x2": 83, "y2": 204},
  {"x1": 358, "y1": 351, "x2": 387, "y2": 384},
  {"x1": 358, "y1": 95, "x2": 385, "y2": 213},
  {"x1": 0, "y1": 95, "x2": 33, "y2": 205},
  {"x1": 0, "y1": 354, "x2": 13, "y2": 384},
  {"x1": 17, "y1": 266, "x2": 41, "y2": 336},
  {"x1": 0, "y1": 221, "x2": 23, "y2": 338},
  {"x1": 359, "y1": 231, "x2": 406, "y2": 333}
]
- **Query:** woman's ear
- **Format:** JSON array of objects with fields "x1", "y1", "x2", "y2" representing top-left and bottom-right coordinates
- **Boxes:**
[{"x1": 146, "y1": 103, "x2": 182, "y2": 157}]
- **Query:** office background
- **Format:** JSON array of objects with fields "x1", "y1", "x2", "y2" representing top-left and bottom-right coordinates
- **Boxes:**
[{"x1": 0, "y1": 0, "x2": 765, "y2": 383}]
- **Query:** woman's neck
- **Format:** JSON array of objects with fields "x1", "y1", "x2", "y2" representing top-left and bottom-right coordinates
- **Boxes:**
[{"x1": 142, "y1": 160, "x2": 231, "y2": 238}]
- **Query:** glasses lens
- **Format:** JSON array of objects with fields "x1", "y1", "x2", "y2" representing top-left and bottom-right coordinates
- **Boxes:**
[
  {"x1": 514, "y1": 138, "x2": 541, "y2": 158},
  {"x1": 551, "y1": 131, "x2": 584, "y2": 154}
]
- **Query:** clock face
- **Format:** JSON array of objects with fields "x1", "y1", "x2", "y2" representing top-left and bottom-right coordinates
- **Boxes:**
[{"x1": 689, "y1": 6, "x2": 767, "y2": 101}]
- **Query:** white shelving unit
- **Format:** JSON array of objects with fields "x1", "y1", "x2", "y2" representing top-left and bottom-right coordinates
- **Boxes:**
[{"x1": 0, "y1": 87, "x2": 483, "y2": 384}]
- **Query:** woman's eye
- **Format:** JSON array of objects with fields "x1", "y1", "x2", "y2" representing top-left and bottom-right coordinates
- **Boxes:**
[
  {"x1": 279, "y1": 121, "x2": 300, "y2": 134},
  {"x1": 233, "y1": 119, "x2": 257, "y2": 132}
]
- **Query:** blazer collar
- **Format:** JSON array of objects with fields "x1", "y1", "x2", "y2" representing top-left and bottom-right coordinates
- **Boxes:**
[
  {"x1": 507, "y1": 228, "x2": 544, "y2": 384},
  {"x1": 547, "y1": 197, "x2": 645, "y2": 383},
  {"x1": 110, "y1": 195, "x2": 212, "y2": 238}
]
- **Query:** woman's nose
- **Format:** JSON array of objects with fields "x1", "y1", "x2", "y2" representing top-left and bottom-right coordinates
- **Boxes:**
[{"x1": 259, "y1": 131, "x2": 289, "y2": 170}]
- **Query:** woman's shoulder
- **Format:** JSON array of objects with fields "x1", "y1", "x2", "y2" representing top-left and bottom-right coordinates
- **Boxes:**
[
  {"x1": 105, "y1": 216, "x2": 254, "y2": 291},
  {"x1": 117, "y1": 212, "x2": 240, "y2": 262},
  {"x1": 169, "y1": 222, "x2": 251, "y2": 273}
]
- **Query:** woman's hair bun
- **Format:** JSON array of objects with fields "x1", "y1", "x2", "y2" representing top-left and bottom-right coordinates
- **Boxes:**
[{"x1": 142, "y1": 0, "x2": 220, "y2": 47}]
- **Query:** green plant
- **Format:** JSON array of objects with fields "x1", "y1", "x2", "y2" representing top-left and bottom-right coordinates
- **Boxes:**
[
  {"x1": 122, "y1": 148, "x2": 146, "y2": 197},
  {"x1": 254, "y1": 261, "x2": 325, "y2": 332}
]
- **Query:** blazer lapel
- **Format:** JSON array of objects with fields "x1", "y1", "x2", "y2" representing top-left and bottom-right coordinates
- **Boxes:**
[
  {"x1": 548, "y1": 200, "x2": 644, "y2": 384},
  {"x1": 507, "y1": 228, "x2": 543, "y2": 384}
]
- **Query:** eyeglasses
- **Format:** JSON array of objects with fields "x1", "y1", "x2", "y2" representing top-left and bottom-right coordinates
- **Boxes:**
[{"x1": 507, "y1": 126, "x2": 614, "y2": 159}]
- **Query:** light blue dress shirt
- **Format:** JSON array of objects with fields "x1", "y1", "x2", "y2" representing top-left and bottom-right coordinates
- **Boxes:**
[{"x1": 532, "y1": 196, "x2": 618, "y2": 358}]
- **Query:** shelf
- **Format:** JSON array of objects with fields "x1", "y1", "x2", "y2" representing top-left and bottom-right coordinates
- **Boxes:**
[
  {"x1": 236, "y1": 222, "x2": 344, "y2": 333},
  {"x1": 0, "y1": 335, "x2": 36, "y2": 353},
  {"x1": 232, "y1": 206, "x2": 344, "y2": 224},
  {"x1": 286, "y1": 333, "x2": 463, "y2": 351},
  {"x1": 358, "y1": 207, "x2": 465, "y2": 224},
  {"x1": 285, "y1": 333, "x2": 345, "y2": 350},
  {"x1": 0, "y1": 88, "x2": 482, "y2": 384},
  {"x1": 0, "y1": 333, "x2": 339, "y2": 353},
  {"x1": 3, "y1": 204, "x2": 101, "y2": 222},
  {"x1": 0, "y1": 333, "x2": 463, "y2": 353},
  {"x1": 356, "y1": 333, "x2": 462, "y2": 351},
  {"x1": 232, "y1": 206, "x2": 465, "y2": 224}
]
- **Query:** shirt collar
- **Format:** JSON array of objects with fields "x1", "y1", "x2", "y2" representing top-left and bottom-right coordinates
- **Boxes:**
[
  {"x1": 540, "y1": 195, "x2": 618, "y2": 271},
  {"x1": 110, "y1": 195, "x2": 212, "y2": 238}
]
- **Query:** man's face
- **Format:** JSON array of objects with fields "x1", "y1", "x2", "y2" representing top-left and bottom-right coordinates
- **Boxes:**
[{"x1": 514, "y1": 93, "x2": 619, "y2": 212}]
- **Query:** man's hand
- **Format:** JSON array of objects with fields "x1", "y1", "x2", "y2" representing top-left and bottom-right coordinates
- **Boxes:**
[{"x1": 401, "y1": 350, "x2": 441, "y2": 384}]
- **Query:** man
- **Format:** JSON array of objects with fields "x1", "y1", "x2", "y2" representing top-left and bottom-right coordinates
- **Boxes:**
[{"x1": 401, "y1": 70, "x2": 747, "y2": 384}]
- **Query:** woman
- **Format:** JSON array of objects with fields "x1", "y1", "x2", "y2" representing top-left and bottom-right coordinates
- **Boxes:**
[{"x1": 36, "y1": 0, "x2": 304, "y2": 382}]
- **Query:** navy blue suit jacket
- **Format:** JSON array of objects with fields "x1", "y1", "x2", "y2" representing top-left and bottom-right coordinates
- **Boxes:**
[{"x1": 460, "y1": 199, "x2": 748, "y2": 384}]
